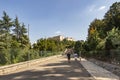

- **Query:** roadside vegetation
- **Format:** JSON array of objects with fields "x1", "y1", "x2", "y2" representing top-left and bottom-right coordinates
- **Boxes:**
[
  {"x1": 74, "y1": 2, "x2": 120, "y2": 65},
  {"x1": 0, "y1": 11, "x2": 74, "y2": 65}
]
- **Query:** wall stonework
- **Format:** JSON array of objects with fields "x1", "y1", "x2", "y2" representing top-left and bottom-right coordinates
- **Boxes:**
[
  {"x1": 89, "y1": 59, "x2": 120, "y2": 76},
  {"x1": 0, "y1": 55, "x2": 60, "y2": 75}
]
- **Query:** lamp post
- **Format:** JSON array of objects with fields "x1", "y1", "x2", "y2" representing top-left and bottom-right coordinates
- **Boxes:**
[{"x1": 28, "y1": 24, "x2": 30, "y2": 61}]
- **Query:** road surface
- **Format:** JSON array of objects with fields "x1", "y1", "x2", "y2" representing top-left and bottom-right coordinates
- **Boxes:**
[{"x1": 0, "y1": 56, "x2": 94, "y2": 80}]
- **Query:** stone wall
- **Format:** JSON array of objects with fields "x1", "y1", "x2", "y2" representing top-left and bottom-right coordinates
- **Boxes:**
[
  {"x1": 89, "y1": 58, "x2": 120, "y2": 76},
  {"x1": 0, "y1": 55, "x2": 60, "y2": 75}
]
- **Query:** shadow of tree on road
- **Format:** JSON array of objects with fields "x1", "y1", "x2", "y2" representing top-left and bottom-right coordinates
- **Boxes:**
[{"x1": 0, "y1": 59, "x2": 94, "y2": 80}]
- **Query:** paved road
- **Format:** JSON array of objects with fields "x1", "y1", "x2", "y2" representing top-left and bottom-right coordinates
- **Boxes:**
[{"x1": 0, "y1": 56, "x2": 94, "y2": 80}]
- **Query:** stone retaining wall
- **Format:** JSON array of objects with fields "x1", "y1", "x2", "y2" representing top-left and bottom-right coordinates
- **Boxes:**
[
  {"x1": 0, "y1": 55, "x2": 60, "y2": 75},
  {"x1": 89, "y1": 58, "x2": 120, "y2": 76}
]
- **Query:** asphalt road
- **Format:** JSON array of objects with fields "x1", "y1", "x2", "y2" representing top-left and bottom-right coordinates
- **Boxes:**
[{"x1": 0, "y1": 56, "x2": 94, "y2": 80}]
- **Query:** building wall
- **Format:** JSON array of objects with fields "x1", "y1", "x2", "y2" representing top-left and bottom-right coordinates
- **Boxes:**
[
  {"x1": 51, "y1": 35, "x2": 64, "y2": 41},
  {"x1": 48, "y1": 35, "x2": 73, "y2": 41},
  {"x1": 65, "y1": 37, "x2": 74, "y2": 41}
]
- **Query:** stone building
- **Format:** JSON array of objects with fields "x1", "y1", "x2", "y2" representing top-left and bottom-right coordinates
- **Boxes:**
[
  {"x1": 65, "y1": 37, "x2": 74, "y2": 41},
  {"x1": 48, "y1": 35, "x2": 74, "y2": 41}
]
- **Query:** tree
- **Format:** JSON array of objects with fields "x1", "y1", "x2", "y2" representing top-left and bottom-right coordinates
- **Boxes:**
[
  {"x1": 1, "y1": 11, "x2": 13, "y2": 33},
  {"x1": 0, "y1": 11, "x2": 13, "y2": 64},
  {"x1": 104, "y1": 2, "x2": 120, "y2": 30},
  {"x1": 13, "y1": 16, "x2": 21, "y2": 41},
  {"x1": 0, "y1": 11, "x2": 31, "y2": 65},
  {"x1": 106, "y1": 28, "x2": 120, "y2": 49},
  {"x1": 74, "y1": 41, "x2": 82, "y2": 53},
  {"x1": 1, "y1": 11, "x2": 13, "y2": 48},
  {"x1": 74, "y1": 40, "x2": 83, "y2": 57},
  {"x1": 87, "y1": 19, "x2": 103, "y2": 51},
  {"x1": 88, "y1": 19, "x2": 106, "y2": 39},
  {"x1": 19, "y1": 23, "x2": 29, "y2": 48},
  {"x1": 86, "y1": 2, "x2": 120, "y2": 60}
]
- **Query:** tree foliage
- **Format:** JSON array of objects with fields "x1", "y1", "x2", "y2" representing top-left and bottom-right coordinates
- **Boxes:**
[
  {"x1": 0, "y1": 11, "x2": 30, "y2": 65},
  {"x1": 104, "y1": 2, "x2": 120, "y2": 30},
  {"x1": 33, "y1": 38, "x2": 74, "y2": 53},
  {"x1": 81, "y1": 2, "x2": 120, "y2": 63}
]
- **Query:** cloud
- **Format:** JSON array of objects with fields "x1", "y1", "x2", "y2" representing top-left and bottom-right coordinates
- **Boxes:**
[
  {"x1": 98, "y1": 6, "x2": 106, "y2": 10},
  {"x1": 88, "y1": 5, "x2": 106, "y2": 12},
  {"x1": 55, "y1": 31, "x2": 62, "y2": 35},
  {"x1": 89, "y1": 5, "x2": 96, "y2": 12}
]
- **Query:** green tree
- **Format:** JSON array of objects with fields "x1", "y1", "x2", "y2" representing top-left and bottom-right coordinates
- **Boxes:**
[
  {"x1": 106, "y1": 28, "x2": 120, "y2": 49},
  {"x1": 87, "y1": 19, "x2": 102, "y2": 51},
  {"x1": 19, "y1": 23, "x2": 29, "y2": 48},
  {"x1": 1, "y1": 11, "x2": 13, "y2": 33},
  {"x1": 74, "y1": 41, "x2": 82, "y2": 53},
  {"x1": 104, "y1": 2, "x2": 120, "y2": 30},
  {"x1": 0, "y1": 11, "x2": 13, "y2": 64},
  {"x1": 13, "y1": 16, "x2": 21, "y2": 41},
  {"x1": 1, "y1": 11, "x2": 13, "y2": 48}
]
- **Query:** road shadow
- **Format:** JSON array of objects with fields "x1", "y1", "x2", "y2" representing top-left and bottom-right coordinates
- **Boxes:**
[{"x1": 0, "y1": 58, "x2": 94, "y2": 80}]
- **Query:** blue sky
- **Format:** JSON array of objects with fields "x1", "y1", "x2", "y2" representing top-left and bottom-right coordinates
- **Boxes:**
[{"x1": 0, "y1": 0, "x2": 120, "y2": 44}]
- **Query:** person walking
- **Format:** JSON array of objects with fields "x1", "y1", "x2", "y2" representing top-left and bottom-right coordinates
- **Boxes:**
[
  {"x1": 67, "y1": 52, "x2": 71, "y2": 63},
  {"x1": 65, "y1": 48, "x2": 71, "y2": 63},
  {"x1": 74, "y1": 53, "x2": 78, "y2": 61}
]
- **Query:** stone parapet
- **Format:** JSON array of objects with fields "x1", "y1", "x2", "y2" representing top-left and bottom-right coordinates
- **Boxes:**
[
  {"x1": 0, "y1": 55, "x2": 60, "y2": 75},
  {"x1": 89, "y1": 59, "x2": 120, "y2": 77}
]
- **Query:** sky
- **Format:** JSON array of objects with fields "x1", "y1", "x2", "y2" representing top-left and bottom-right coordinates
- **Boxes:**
[{"x1": 0, "y1": 0, "x2": 120, "y2": 44}]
